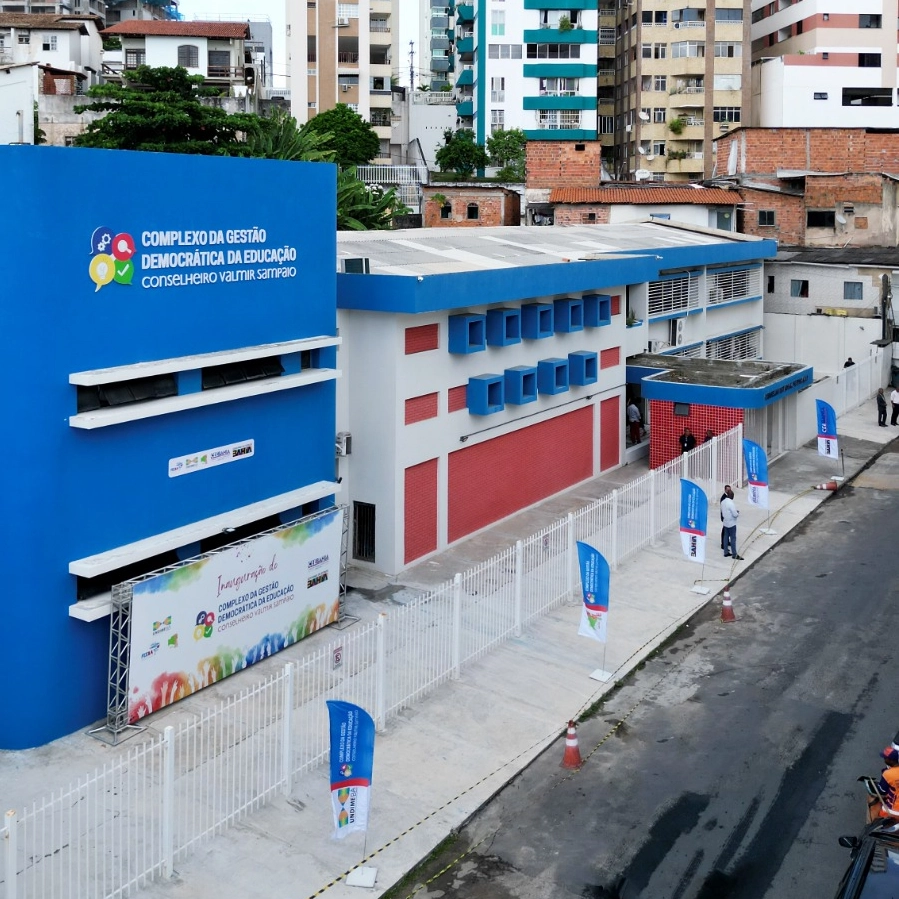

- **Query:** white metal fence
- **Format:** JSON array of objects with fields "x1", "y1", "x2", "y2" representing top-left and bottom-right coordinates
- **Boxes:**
[
  {"x1": 1, "y1": 427, "x2": 744, "y2": 899},
  {"x1": 829, "y1": 349, "x2": 883, "y2": 415}
]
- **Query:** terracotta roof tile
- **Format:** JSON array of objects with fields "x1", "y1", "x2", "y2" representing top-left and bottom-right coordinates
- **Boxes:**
[
  {"x1": 102, "y1": 20, "x2": 250, "y2": 39},
  {"x1": 0, "y1": 13, "x2": 87, "y2": 30},
  {"x1": 549, "y1": 187, "x2": 739, "y2": 205}
]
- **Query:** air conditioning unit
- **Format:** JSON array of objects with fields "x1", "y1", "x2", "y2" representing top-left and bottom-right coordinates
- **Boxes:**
[
  {"x1": 673, "y1": 21, "x2": 681, "y2": 29},
  {"x1": 337, "y1": 16, "x2": 350, "y2": 26},
  {"x1": 342, "y1": 84, "x2": 350, "y2": 92},
  {"x1": 670, "y1": 317, "x2": 686, "y2": 346},
  {"x1": 625, "y1": 124, "x2": 632, "y2": 133},
  {"x1": 336, "y1": 432, "x2": 352, "y2": 456}
]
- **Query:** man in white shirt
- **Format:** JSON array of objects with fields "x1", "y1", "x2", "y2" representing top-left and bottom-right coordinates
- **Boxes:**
[
  {"x1": 891, "y1": 386, "x2": 899, "y2": 426},
  {"x1": 720, "y1": 485, "x2": 743, "y2": 560},
  {"x1": 626, "y1": 400, "x2": 642, "y2": 445}
]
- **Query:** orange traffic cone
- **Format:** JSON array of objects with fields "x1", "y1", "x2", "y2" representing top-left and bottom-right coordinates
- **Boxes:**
[
  {"x1": 721, "y1": 585, "x2": 736, "y2": 623},
  {"x1": 814, "y1": 480, "x2": 838, "y2": 491},
  {"x1": 561, "y1": 720, "x2": 582, "y2": 769}
]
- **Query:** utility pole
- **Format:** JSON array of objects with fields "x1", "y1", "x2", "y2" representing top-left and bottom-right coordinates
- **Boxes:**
[{"x1": 409, "y1": 41, "x2": 415, "y2": 90}]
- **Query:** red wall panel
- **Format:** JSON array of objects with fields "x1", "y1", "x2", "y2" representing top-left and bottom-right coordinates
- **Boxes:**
[
  {"x1": 405, "y1": 393, "x2": 439, "y2": 424},
  {"x1": 448, "y1": 407, "x2": 593, "y2": 542},
  {"x1": 448, "y1": 384, "x2": 468, "y2": 413},
  {"x1": 405, "y1": 323, "x2": 439, "y2": 354},
  {"x1": 600, "y1": 347, "x2": 621, "y2": 369},
  {"x1": 611, "y1": 294, "x2": 621, "y2": 316},
  {"x1": 405, "y1": 458, "x2": 438, "y2": 563},
  {"x1": 600, "y1": 395, "x2": 620, "y2": 471},
  {"x1": 649, "y1": 401, "x2": 744, "y2": 468}
]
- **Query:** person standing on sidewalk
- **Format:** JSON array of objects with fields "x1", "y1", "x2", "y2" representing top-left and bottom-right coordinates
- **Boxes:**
[
  {"x1": 891, "y1": 386, "x2": 899, "y2": 426},
  {"x1": 720, "y1": 486, "x2": 743, "y2": 560},
  {"x1": 877, "y1": 388, "x2": 888, "y2": 427}
]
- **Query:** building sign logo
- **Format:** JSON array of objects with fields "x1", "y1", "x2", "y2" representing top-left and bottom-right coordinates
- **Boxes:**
[{"x1": 89, "y1": 226, "x2": 136, "y2": 291}]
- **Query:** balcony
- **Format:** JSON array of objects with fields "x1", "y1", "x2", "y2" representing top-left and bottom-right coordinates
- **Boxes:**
[
  {"x1": 456, "y1": 35, "x2": 474, "y2": 54},
  {"x1": 206, "y1": 65, "x2": 245, "y2": 81},
  {"x1": 431, "y1": 56, "x2": 450, "y2": 72},
  {"x1": 456, "y1": 3, "x2": 474, "y2": 22},
  {"x1": 337, "y1": 52, "x2": 359, "y2": 65},
  {"x1": 456, "y1": 99, "x2": 473, "y2": 116}
]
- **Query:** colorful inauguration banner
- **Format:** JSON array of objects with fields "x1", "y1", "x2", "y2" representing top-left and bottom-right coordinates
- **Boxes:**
[
  {"x1": 576, "y1": 542, "x2": 610, "y2": 643},
  {"x1": 327, "y1": 700, "x2": 375, "y2": 839},
  {"x1": 679, "y1": 479, "x2": 708, "y2": 564},
  {"x1": 816, "y1": 399, "x2": 839, "y2": 459},
  {"x1": 742, "y1": 439, "x2": 769, "y2": 509},
  {"x1": 126, "y1": 509, "x2": 343, "y2": 723}
]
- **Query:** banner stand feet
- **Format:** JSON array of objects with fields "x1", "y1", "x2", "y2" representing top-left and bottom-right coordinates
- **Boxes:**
[
  {"x1": 691, "y1": 584, "x2": 711, "y2": 595},
  {"x1": 759, "y1": 528, "x2": 777, "y2": 536},
  {"x1": 346, "y1": 867, "x2": 378, "y2": 888},
  {"x1": 88, "y1": 722, "x2": 147, "y2": 747},
  {"x1": 589, "y1": 669, "x2": 613, "y2": 682}
]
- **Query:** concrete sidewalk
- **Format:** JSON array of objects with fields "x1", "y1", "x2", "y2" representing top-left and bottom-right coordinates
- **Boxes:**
[{"x1": 0, "y1": 403, "x2": 892, "y2": 899}]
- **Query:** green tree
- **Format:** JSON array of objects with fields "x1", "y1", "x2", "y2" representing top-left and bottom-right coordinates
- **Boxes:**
[
  {"x1": 302, "y1": 103, "x2": 380, "y2": 167},
  {"x1": 435, "y1": 129, "x2": 489, "y2": 176},
  {"x1": 73, "y1": 65, "x2": 261, "y2": 154},
  {"x1": 247, "y1": 107, "x2": 334, "y2": 162},
  {"x1": 337, "y1": 167, "x2": 410, "y2": 231},
  {"x1": 486, "y1": 127, "x2": 527, "y2": 180}
]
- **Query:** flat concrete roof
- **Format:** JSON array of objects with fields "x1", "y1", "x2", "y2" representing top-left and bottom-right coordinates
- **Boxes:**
[
  {"x1": 337, "y1": 221, "x2": 763, "y2": 278},
  {"x1": 628, "y1": 354, "x2": 813, "y2": 409}
]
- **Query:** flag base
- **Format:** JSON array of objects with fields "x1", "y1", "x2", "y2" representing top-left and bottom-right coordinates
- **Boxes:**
[
  {"x1": 347, "y1": 866, "x2": 378, "y2": 888},
  {"x1": 691, "y1": 585, "x2": 711, "y2": 595},
  {"x1": 589, "y1": 668, "x2": 613, "y2": 682},
  {"x1": 759, "y1": 528, "x2": 777, "y2": 536}
]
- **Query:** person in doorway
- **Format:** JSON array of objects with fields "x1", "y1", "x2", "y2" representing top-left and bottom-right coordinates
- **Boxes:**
[
  {"x1": 720, "y1": 485, "x2": 743, "y2": 560},
  {"x1": 679, "y1": 427, "x2": 696, "y2": 454},
  {"x1": 844, "y1": 357, "x2": 855, "y2": 368},
  {"x1": 627, "y1": 399, "x2": 642, "y2": 446},
  {"x1": 877, "y1": 388, "x2": 888, "y2": 427}
]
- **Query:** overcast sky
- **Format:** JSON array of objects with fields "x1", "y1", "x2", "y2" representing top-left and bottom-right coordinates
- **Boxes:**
[{"x1": 178, "y1": 1, "x2": 418, "y2": 87}]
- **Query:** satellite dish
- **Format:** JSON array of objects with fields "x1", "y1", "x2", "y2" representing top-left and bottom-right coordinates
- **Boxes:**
[
  {"x1": 638, "y1": 111, "x2": 650, "y2": 122},
  {"x1": 635, "y1": 169, "x2": 650, "y2": 181},
  {"x1": 836, "y1": 214, "x2": 847, "y2": 224},
  {"x1": 646, "y1": 154, "x2": 655, "y2": 161},
  {"x1": 638, "y1": 146, "x2": 646, "y2": 155}
]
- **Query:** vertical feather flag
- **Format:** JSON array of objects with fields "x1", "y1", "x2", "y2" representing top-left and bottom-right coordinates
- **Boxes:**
[
  {"x1": 576, "y1": 542, "x2": 610, "y2": 643},
  {"x1": 742, "y1": 439, "x2": 769, "y2": 509},
  {"x1": 816, "y1": 399, "x2": 839, "y2": 459},
  {"x1": 679, "y1": 479, "x2": 708, "y2": 564},
  {"x1": 326, "y1": 700, "x2": 375, "y2": 839}
]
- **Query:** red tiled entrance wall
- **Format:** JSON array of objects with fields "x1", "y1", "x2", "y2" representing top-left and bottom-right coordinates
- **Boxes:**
[
  {"x1": 447, "y1": 406, "x2": 593, "y2": 542},
  {"x1": 404, "y1": 458, "x2": 438, "y2": 564},
  {"x1": 649, "y1": 401, "x2": 743, "y2": 468},
  {"x1": 600, "y1": 396, "x2": 620, "y2": 471}
]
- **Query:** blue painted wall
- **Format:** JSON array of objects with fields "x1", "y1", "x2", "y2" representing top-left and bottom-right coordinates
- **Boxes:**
[{"x1": 2, "y1": 147, "x2": 337, "y2": 748}]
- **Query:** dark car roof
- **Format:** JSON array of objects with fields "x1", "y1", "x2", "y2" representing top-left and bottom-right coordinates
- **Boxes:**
[{"x1": 838, "y1": 822, "x2": 899, "y2": 899}]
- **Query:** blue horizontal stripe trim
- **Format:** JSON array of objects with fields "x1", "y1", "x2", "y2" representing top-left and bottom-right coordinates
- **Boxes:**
[
  {"x1": 523, "y1": 63, "x2": 597, "y2": 78},
  {"x1": 523, "y1": 95, "x2": 595, "y2": 110},
  {"x1": 708, "y1": 294, "x2": 762, "y2": 310},
  {"x1": 522, "y1": 128, "x2": 597, "y2": 140},
  {"x1": 523, "y1": 29, "x2": 598, "y2": 43},
  {"x1": 708, "y1": 324, "x2": 763, "y2": 342}
]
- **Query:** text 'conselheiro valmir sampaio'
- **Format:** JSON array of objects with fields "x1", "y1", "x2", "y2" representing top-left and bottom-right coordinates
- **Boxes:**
[{"x1": 139, "y1": 227, "x2": 299, "y2": 289}]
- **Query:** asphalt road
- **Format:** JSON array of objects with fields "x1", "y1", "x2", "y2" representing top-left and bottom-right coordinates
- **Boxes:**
[{"x1": 387, "y1": 447, "x2": 899, "y2": 899}]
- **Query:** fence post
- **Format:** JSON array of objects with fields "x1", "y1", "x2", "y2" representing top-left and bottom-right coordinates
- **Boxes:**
[
  {"x1": 736, "y1": 422, "x2": 744, "y2": 488},
  {"x1": 375, "y1": 612, "x2": 387, "y2": 730},
  {"x1": 610, "y1": 491, "x2": 619, "y2": 569},
  {"x1": 451, "y1": 574, "x2": 462, "y2": 680},
  {"x1": 710, "y1": 435, "x2": 718, "y2": 494},
  {"x1": 281, "y1": 664, "x2": 294, "y2": 796},
  {"x1": 514, "y1": 541, "x2": 523, "y2": 636},
  {"x1": 162, "y1": 726, "x2": 175, "y2": 879},
  {"x1": 648, "y1": 468, "x2": 656, "y2": 546},
  {"x1": 4, "y1": 809, "x2": 16, "y2": 899},
  {"x1": 566, "y1": 513, "x2": 575, "y2": 596}
]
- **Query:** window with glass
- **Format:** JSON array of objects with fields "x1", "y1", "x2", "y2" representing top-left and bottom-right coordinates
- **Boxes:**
[
  {"x1": 599, "y1": 115, "x2": 614, "y2": 133},
  {"x1": 526, "y1": 43, "x2": 580, "y2": 58},
  {"x1": 844, "y1": 282, "x2": 863, "y2": 300},
  {"x1": 653, "y1": 107, "x2": 666, "y2": 123},
  {"x1": 672, "y1": 41, "x2": 704, "y2": 58},
  {"x1": 177, "y1": 44, "x2": 199, "y2": 67},
  {"x1": 540, "y1": 77, "x2": 577, "y2": 96},
  {"x1": 652, "y1": 140, "x2": 666, "y2": 156},
  {"x1": 42, "y1": 34, "x2": 57, "y2": 51},
  {"x1": 859, "y1": 13, "x2": 882, "y2": 27},
  {"x1": 491, "y1": 76, "x2": 505, "y2": 102},
  {"x1": 653, "y1": 75, "x2": 667, "y2": 91},
  {"x1": 490, "y1": 44, "x2": 523, "y2": 58},
  {"x1": 491, "y1": 10, "x2": 505, "y2": 35},
  {"x1": 714, "y1": 41, "x2": 742, "y2": 57},
  {"x1": 715, "y1": 7, "x2": 742, "y2": 21},
  {"x1": 491, "y1": 109, "x2": 505, "y2": 133},
  {"x1": 807, "y1": 210, "x2": 835, "y2": 227},
  {"x1": 858, "y1": 53, "x2": 881, "y2": 67},
  {"x1": 712, "y1": 106, "x2": 741, "y2": 122},
  {"x1": 758, "y1": 210, "x2": 775, "y2": 226}
]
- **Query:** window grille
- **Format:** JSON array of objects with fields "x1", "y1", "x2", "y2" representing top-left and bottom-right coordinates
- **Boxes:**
[
  {"x1": 706, "y1": 329, "x2": 761, "y2": 361},
  {"x1": 647, "y1": 274, "x2": 699, "y2": 316},
  {"x1": 707, "y1": 268, "x2": 760, "y2": 304}
]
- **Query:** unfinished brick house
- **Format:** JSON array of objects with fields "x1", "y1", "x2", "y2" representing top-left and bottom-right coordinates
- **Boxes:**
[{"x1": 422, "y1": 185, "x2": 520, "y2": 228}]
